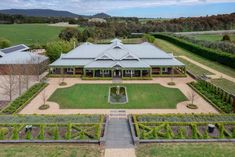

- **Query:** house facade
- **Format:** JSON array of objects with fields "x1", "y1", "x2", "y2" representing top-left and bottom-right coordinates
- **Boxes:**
[{"x1": 50, "y1": 39, "x2": 186, "y2": 79}]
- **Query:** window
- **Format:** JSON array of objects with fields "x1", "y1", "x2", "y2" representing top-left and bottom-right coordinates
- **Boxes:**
[
  {"x1": 66, "y1": 68, "x2": 74, "y2": 73},
  {"x1": 126, "y1": 70, "x2": 134, "y2": 74},
  {"x1": 104, "y1": 70, "x2": 110, "y2": 74}
]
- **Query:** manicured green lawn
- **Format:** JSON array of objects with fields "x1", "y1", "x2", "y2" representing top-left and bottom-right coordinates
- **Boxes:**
[
  {"x1": 0, "y1": 144, "x2": 101, "y2": 157},
  {"x1": 48, "y1": 84, "x2": 187, "y2": 109},
  {"x1": 177, "y1": 57, "x2": 213, "y2": 76},
  {"x1": 154, "y1": 38, "x2": 235, "y2": 78},
  {"x1": 0, "y1": 24, "x2": 65, "y2": 45},
  {"x1": 189, "y1": 34, "x2": 235, "y2": 42},
  {"x1": 211, "y1": 78, "x2": 235, "y2": 95},
  {"x1": 136, "y1": 143, "x2": 235, "y2": 157}
]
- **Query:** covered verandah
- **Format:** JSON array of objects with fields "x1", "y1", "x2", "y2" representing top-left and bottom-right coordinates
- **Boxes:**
[{"x1": 83, "y1": 68, "x2": 152, "y2": 79}]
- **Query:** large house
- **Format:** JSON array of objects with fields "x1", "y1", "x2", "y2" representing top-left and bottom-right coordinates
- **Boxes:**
[
  {"x1": 50, "y1": 39, "x2": 186, "y2": 79},
  {"x1": 0, "y1": 44, "x2": 48, "y2": 75}
]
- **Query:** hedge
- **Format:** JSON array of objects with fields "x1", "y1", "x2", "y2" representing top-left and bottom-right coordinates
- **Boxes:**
[
  {"x1": 153, "y1": 33, "x2": 235, "y2": 69},
  {"x1": 1, "y1": 83, "x2": 48, "y2": 114}
]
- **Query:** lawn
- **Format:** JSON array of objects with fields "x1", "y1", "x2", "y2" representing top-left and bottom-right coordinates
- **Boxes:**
[
  {"x1": 176, "y1": 57, "x2": 213, "y2": 76},
  {"x1": 0, "y1": 144, "x2": 101, "y2": 157},
  {"x1": 136, "y1": 143, "x2": 235, "y2": 157},
  {"x1": 211, "y1": 78, "x2": 235, "y2": 95},
  {"x1": 189, "y1": 34, "x2": 235, "y2": 42},
  {"x1": 48, "y1": 84, "x2": 187, "y2": 109},
  {"x1": 154, "y1": 38, "x2": 235, "y2": 78},
  {"x1": 0, "y1": 24, "x2": 66, "y2": 45}
]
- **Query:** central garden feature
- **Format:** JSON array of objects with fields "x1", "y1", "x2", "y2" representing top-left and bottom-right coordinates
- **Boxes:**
[
  {"x1": 109, "y1": 86, "x2": 128, "y2": 104},
  {"x1": 48, "y1": 84, "x2": 187, "y2": 109}
]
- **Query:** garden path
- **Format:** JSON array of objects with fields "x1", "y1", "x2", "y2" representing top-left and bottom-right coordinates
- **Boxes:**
[{"x1": 104, "y1": 117, "x2": 136, "y2": 157}]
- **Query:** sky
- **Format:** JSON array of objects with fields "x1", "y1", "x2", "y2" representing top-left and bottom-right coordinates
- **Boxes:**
[{"x1": 0, "y1": 0, "x2": 235, "y2": 18}]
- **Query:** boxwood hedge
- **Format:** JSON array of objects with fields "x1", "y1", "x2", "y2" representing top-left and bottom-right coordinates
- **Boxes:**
[{"x1": 1, "y1": 83, "x2": 48, "y2": 114}]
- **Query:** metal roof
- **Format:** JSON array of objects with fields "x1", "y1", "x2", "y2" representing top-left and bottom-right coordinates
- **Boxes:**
[
  {"x1": 0, "y1": 44, "x2": 29, "y2": 54},
  {"x1": 0, "y1": 51, "x2": 48, "y2": 64},
  {"x1": 50, "y1": 39, "x2": 185, "y2": 68},
  {"x1": 85, "y1": 60, "x2": 150, "y2": 68}
]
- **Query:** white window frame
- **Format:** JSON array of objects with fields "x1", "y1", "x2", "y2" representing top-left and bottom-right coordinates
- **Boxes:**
[{"x1": 66, "y1": 68, "x2": 74, "y2": 73}]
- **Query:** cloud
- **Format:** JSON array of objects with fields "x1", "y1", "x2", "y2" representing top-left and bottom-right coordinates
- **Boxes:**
[{"x1": 0, "y1": 0, "x2": 234, "y2": 14}]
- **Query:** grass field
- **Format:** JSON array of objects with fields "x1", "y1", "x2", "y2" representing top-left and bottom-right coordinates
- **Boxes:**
[
  {"x1": 136, "y1": 143, "x2": 235, "y2": 157},
  {"x1": 0, "y1": 144, "x2": 101, "y2": 157},
  {"x1": 48, "y1": 84, "x2": 187, "y2": 109},
  {"x1": 189, "y1": 34, "x2": 235, "y2": 42},
  {"x1": 211, "y1": 78, "x2": 235, "y2": 95},
  {"x1": 0, "y1": 24, "x2": 66, "y2": 45},
  {"x1": 177, "y1": 57, "x2": 213, "y2": 76},
  {"x1": 154, "y1": 38, "x2": 235, "y2": 78}
]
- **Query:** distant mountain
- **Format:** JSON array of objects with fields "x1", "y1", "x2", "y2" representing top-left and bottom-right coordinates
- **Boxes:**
[
  {"x1": 0, "y1": 9, "x2": 81, "y2": 18},
  {"x1": 0, "y1": 9, "x2": 112, "y2": 19},
  {"x1": 92, "y1": 13, "x2": 111, "y2": 18}
]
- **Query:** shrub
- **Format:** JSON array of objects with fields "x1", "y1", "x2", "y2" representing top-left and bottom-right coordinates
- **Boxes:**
[
  {"x1": 222, "y1": 34, "x2": 231, "y2": 42},
  {"x1": 143, "y1": 34, "x2": 155, "y2": 43},
  {"x1": 0, "y1": 128, "x2": 8, "y2": 140},
  {"x1": 39, "y1": 124, "x2": 45, "y2": 140},
  {"x1": 12, "y1": 125, "x2": 19, "y2": 140},
  {"x1": 65, "y1": 123, "x2": 72, "y2": 140},
  {"x1": 53, "y1": 126, "x2": 59, "y2": 140},
  {"x1": 2, "y1": 83, "x2": 47, "y2": 114},
  {"x1": 25, "y1": 130, "x2": 32, "y2": 140},
  {"x1": 0, "y1": 38, "x2": 11, "y2": 48}
]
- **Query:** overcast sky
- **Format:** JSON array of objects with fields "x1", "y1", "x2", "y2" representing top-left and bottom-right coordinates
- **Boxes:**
[{"x1": 0, "y1": 0, "x2": 235, "y2": 17}]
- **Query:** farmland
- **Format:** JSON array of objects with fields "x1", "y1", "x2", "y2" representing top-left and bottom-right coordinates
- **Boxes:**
[{"x1": 0, "y1": 24, "x2": 67, "y2": 45}]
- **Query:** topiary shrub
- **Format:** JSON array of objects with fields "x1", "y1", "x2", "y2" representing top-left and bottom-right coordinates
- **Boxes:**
[
  {"x1": 53, "y1": 126, "x2": 59, "y2": 140},
  {"x1": 222, "y1": 34, "x2": 231, "y2": 42},
  {"x1": 65, "y1": 123, "x2": 72, "y2": 140},
  {"x1": 0, "y1": 128, "x2": 8, "y2": 140},
  {"x1": 39, "y1": 124, "x2": 45, "y2": 140}
]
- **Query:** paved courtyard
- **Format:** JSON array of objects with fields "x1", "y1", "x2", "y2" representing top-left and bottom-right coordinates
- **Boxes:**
[{"x1": 19, "y1": 76, "x2": 218, "y2": 114}]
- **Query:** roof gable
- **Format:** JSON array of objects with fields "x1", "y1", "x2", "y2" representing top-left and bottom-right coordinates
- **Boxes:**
[{"x1": 95, "y1": 53, "x2": 114, "y2": 61}]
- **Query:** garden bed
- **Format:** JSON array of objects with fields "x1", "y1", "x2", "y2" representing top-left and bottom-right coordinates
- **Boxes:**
[
  {"x1": 0, "y1": 115, "x2": 105, "y2": 142},
  {"x1": 1, "y1": 83, "x2": 48, "y2": 114},
  {"x1": 132, "y1": 114, "x2": 235, "y2": 140}
]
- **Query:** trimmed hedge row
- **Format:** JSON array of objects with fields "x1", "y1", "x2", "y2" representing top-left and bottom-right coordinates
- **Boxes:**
[
  {"x1": 153, "y1": 33, "x2": 235, "y2": 69},
  {"x1": 134, "y1": 114, "x2": 235, "y2": 123},
  {"x1": 0, "y1": 123, "x2": 103, "y2": 140},
  {"x1": 1, "y1": 83, "x2": 48, "y2": 114}
]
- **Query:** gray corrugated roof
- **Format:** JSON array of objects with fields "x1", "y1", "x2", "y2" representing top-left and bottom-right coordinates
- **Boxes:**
[
  {"x1": 142, "y1": 58, "x2": 185, "y2": 66},
  {"x1": 85, "y1": 60, "x2": 150, "y2": 68},
  {"x1": 50, "y1": 59, "x2": 93, "y2": 66},
  {"x1": 0, "y1": 51, "x2": 48, "y2": 64},
  {"x1": 50, "y1": 39, "x2": 185, "y2": 68}
]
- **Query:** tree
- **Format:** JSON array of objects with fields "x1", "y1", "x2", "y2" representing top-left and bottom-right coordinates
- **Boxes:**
[
  {"x1": 0, "y1": 38, "x2": 11, "y2": 48},
  {"x1": 143, "y1": 34, "x2": 155, "y2": 43},
  {"x1": 222, "y1": 34, "x2": 231, "y2": 42},
  {"x1": 0, "y1": 65, "x2": 17, "y2": 101},
  {"x1": 46, "y1": 40, "x2": 74, "y2": 62},
  {"x1": 41, "y1": 89, "x2": 47, "y2": 105},
  {"x1": 188, "y1": 90, "x2": 198, "y2": 105},
  {"x1": 59, "y1": 28, "x2": 79, "y2": 41}
]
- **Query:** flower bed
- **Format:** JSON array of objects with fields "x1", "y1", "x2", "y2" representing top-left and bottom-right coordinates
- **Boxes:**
[{"x1": 1, "y1": 83, "x2": 48, "y2": 114}]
